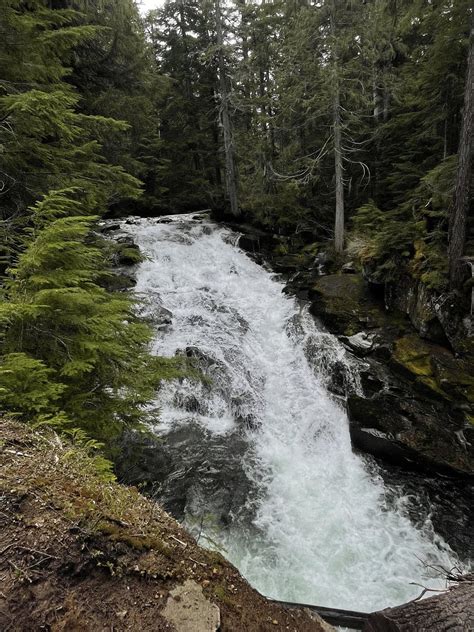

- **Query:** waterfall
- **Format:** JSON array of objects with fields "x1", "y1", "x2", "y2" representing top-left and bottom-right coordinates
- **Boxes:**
[{"x1": 121, "y1": 213, "x2": 460, "y2": 613}]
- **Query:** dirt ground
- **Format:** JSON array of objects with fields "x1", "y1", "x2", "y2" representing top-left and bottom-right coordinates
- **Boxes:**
[{"x1": 0, "y1": 419, "x2": 331, "y2": 632}]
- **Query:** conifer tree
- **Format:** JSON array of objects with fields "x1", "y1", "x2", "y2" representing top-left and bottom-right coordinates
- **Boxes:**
[{"x1": 0, "y1": 190, "x2": 161, "y2": 441}]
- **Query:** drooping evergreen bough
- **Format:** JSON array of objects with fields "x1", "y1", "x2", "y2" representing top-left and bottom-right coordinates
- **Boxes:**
[{"x1": 0, "y1": 0, "x2": 184, "y2": 445}]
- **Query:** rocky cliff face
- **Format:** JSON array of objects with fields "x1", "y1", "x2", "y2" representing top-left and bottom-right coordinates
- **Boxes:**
[
  {"x1": 308, "y1": 274, "x2": 474, "y2": 477},
  {"x1": 234, "y1": 225, "x2": 474, "y2": 479}
]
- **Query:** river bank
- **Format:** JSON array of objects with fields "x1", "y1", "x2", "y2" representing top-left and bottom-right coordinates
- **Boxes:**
[{"x1": 0, "y1": 418, "x2": 331, "y2": 632}]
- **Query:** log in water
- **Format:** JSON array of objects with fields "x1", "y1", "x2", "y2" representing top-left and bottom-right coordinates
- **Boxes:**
[{"x1": 121, "y1": 214, "x2": 462, "y2": 613}]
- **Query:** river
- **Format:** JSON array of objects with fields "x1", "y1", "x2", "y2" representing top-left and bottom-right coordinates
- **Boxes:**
[{"x1": 117, "y1": 213, "x2": 463, "y2": 613}]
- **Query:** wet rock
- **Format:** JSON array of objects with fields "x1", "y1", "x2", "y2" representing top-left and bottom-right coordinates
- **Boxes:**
[
  {"x1": 340, "y1": 332, "x2": 375, "y2": 357},
  {"x1": 105, "y1": 272, "x2": 137, "y2": 292},
  {"x1": 100, "y1": 222, "x2": 121, "y2": 233},
  {"x1": 358, "y1": 371, "x2": 385, "y2": 398},
  {"x1": 237, "y1": 227, "x2": 272, "y2": 254},
  {"x1": 375, "y1": 459, "x2": 474, "y2": 558},
  {"x1": 114, "y1": 237, "x2": 142, "y2": 266},
  {"x1": 173, "y1": 392, "x2": 206, "y2": 415},
  {"x1": 114, "y1": 425, "x2": 255, "y2": 528},
  {"x1": 309, "y1": 274, "x2": 393, "y2": 336},
  {"x1": 347, "y1": 393, "x2": 474, "y2": 476},
  {"x1": 341, "y1": 261, "x2": 356, "y2": 274},
  {"x1": 391, "y1": 335, "x2": 474, "y2": 408},
  {"x1": 154, "y1": 306, "x2": 173, "y2": 330}
]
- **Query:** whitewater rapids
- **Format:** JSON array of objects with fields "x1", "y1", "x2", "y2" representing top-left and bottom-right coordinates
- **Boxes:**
[{"x1": 121, "y1": 214, "x2": 460, "y2": 612}]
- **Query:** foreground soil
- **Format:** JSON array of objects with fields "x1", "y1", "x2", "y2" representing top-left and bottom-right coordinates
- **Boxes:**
[{"x1": 0, "y1": 419, "x2": 331, "y2": 632}]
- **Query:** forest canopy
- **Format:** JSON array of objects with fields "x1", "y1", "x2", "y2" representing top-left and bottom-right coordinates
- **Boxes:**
[{"x1": 0, "y1": 0, "x2": 472, "y2": 443}]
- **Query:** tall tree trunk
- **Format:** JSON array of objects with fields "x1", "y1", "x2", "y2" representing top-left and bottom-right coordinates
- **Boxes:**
[
  {"x1": 215, "y1": 0, "x2": 239, "y2": 217},
  {"x1": 333, "y1": 88, "x2": 344, "y2": 254},
  {"x1": 448, "y1": 17, "x2": 473, "y2": 289},
  {"x1": 331, "y1": 0, "x2": 344, "y2": 254}
]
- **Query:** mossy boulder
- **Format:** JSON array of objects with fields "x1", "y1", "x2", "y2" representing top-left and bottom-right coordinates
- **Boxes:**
[
  {"x1": 308, "y1": 274, "x2": 398, "y2": 336},
  {"x1": 392, "y1": 335, "x2": 474, "y2": 408}
]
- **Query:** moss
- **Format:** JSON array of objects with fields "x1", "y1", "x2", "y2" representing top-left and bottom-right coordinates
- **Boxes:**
[
  {"x1": 393, "y1": 335, "x2": 474, "y2": 404},
  {"x1": 96, "y1": 520, "x2": 172, "y2": 555},
  {"x1": 120, "y1": 247, "x2": 143, "y2": 265},
  {"x1": 301, "y1": 242, "x2": 319, "y2": 256},
  {"x1": 309, "y1": 274, "x2": 391, "y2": 335},
  {"x1": 213, "y1": 584, "x2": 236, "y2": 607},
  {"x1": 393, "y1": 336, "x2": 432, "y2": 377}
]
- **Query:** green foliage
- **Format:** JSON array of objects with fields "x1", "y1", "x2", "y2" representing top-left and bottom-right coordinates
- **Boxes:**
[
  {"x1": 0, "y1": 190, "x2": 156, "y2": 441},
  {"x1": 0, "y1": 1, "x2": 180, "y2": 447},
  {"x1": 349, "y1": 202, "x2": 420, "y2": 282},
  {"x1": 0, "y1": 354, "x2": 65, "y2": 415},
  {"x1": 350, "y1": 156, "x2": 458, "y2": 290}
]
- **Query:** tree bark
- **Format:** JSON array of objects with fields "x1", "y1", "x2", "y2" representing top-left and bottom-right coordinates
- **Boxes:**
[
  {"x1": 363, "y1": 577, "x2": 474, "y2": 632},
  {"x1": 448, "y1": 17, "x2": 473, "y2": 289},
  {"x1": 330, "y1": 0, "x2": 344, "y2": 254},
  {"x1": 215, "y1": 0, "x2": 240, "y2": 217}
]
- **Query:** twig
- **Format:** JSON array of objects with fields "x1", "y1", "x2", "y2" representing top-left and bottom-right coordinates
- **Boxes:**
[
  {"x1": 169, "y1": 535, "x2": 187, "y2": 548},
  {"x1": 0, "y1": 544, "x2": 15, "y2": 557},
  {"x1": 408, "y1": 582, "x2": 446, "y2": 602},
  {"x1": 189, "y1": 557, "x2": 207, "y2": 567},
  {"x1": 8, "y1": 560, "x2": 32, "y2": 583},
  {"x1": 17, "y1": 546, "x2": 58, "y2": 559}
]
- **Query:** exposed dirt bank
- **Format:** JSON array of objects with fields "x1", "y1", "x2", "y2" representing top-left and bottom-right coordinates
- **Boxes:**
[{"x1": 0, "y1": 419, "x2": 331, "y2": 632}]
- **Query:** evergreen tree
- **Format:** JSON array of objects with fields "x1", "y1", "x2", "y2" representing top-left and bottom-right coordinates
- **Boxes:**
[
  {"x1": 0, "y1": 1, "x2": 185, "y2": 444},
  {"x1": 0, "y1": 190, "x2": 156, "y2": 441}
]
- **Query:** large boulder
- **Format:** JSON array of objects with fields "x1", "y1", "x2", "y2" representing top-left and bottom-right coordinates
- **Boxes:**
[
  {"x1": 391, "y1": 335, "x2": 474, "y2": 409},
  {"x1": 309, "y1": 274, "x2": 402, "y2": 336},
  {"x1": 347, "y1": 392, "x2": 474, "y2": 476}
]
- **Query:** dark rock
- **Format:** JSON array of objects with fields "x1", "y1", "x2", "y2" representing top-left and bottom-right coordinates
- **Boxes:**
[
  {"x1": 117, "y1": 235, "x2": 136, "y2": 245},
  {"x1": 309, "y1": 274, "x2": 393, "y2": 336},
  {"x1": 104, "y1": 271, "x2": 137, "y2": 292},
  {"x1": 385, "y1": 275, "x2": 446, "y2": 344},
  {"x1": 114, "y1": 425, "x2": 256, "y2": 528},
  {"x1": 390, "y1": 334, "x2": 474, "y2": 408},
  {"x1": 173, "y1": 392, "x2": 206, "y2": 415},
  {"x1": 100, "y1": 223, "x2": 121, "y2": 233},
  {"x1": 340, "y1": 332, "x2": 375, "y2": 357},
  {"x1": 313, "y1": 251, "x2": 330, "y2": 276},
  {"x1": 374, "y1": 459, "x2": 474, "y2": 559},
  {"x1": 347, "y1": 393, "x2": 474, "y2": 476},
  {"x1": 385, "y1": 275, "x2": 474, "y2": 355},
  {"x1": 234, "y1": 224, "x2": 274, "y2": 254},
  {"x1": 359, "y1": 371, "x2": 385, "y2": 398},
  {"x1": 154, "y1": 306, "x2": 173, "y2": 330},
  {"x1": 117, "y1": 246, "x2": 141, "y2": 266}
]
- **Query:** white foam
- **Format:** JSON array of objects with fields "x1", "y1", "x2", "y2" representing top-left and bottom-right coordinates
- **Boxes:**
[{"x1": 123, "y1": 215, "x2": 461, "y2": 612}]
